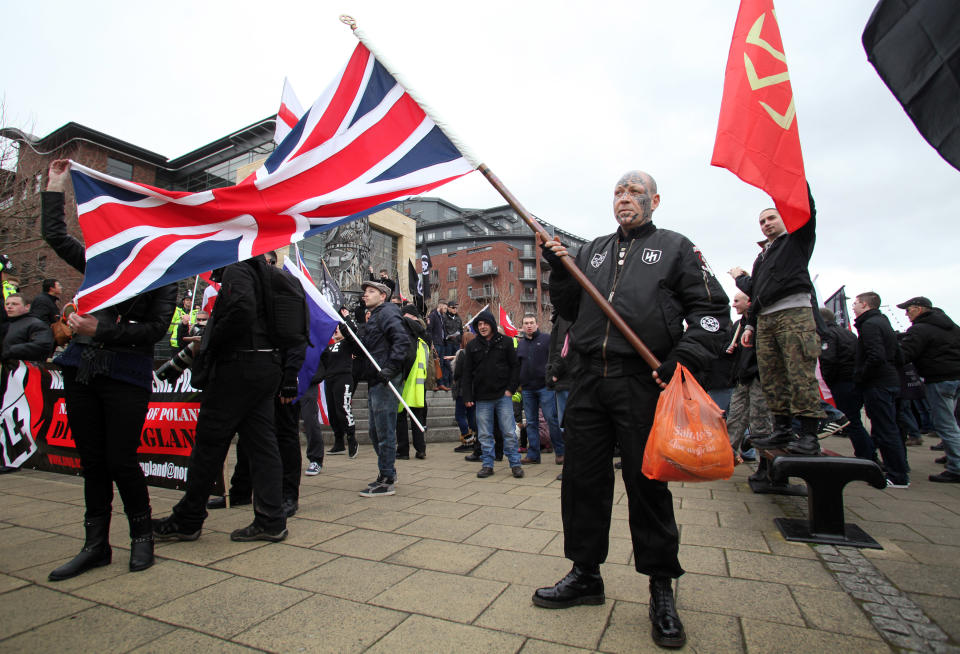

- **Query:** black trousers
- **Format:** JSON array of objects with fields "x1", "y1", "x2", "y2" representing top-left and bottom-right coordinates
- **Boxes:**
[
  {"x1": 397, "y1": 405, "x2": 427, "y2": 457},
  {"x1": 324, "y1": 374, "x2": 357, "y2": 448},
  {"x1": 561, "y1": 370, "x2": 683, "y2": 578},
  {"x1": 231, "y1": 397, "x2": 302, "y2": 502},
  {"x1": 63, "y1": 368, "x2": 152, "y2": 519},
  {"x1": 172, "y1": 355, "x2": 284, "y2": 532}
]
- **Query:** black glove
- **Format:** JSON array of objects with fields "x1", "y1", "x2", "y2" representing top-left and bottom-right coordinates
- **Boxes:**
[
  {"x1": 379, "y1": 366, "x2": 398, "y2": 382},
  {"x1": 539, "y1": 241, "x2": 565, "y2": 271},
  {"x1": 280, "y1": 371, "x2": 298, "y2": 399},
  {"x1": 655, "y1": 359, "x2": 678, "y2": 385}
]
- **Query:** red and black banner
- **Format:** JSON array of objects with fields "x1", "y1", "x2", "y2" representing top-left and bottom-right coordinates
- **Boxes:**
[{"x1": 0, "y1": 362, "x2": 220, "y2": 493}]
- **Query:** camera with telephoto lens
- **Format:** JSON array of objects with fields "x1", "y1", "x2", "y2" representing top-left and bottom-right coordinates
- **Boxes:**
[{"x1": 156, "y1": 342, "x2": 197, "y2": 382}]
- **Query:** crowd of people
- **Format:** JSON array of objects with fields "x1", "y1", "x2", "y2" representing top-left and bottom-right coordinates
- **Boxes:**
[{"x1": 4, "y1": 161, "x2": 958, "y2": 651}]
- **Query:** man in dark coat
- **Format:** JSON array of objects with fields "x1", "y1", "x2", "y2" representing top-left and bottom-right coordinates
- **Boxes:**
[
  {"x1": 2, "y1": 294, "x2": 54, "y2": 362},
  {"x1": 29, "y1": 279, "x2": 62, "y2": 325},
  {"x1": 897, "y1": 296, "x2": 960, "y2": 483},
  {"x1": 537, "y1": 170, "x2": 730, "y2": 649},
  {"x1": 852, "y1": 292, "x2": 909, "y2": 487}
]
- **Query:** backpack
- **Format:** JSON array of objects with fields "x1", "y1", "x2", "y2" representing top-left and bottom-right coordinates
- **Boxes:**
[
  {"x1": 254, "y1": 262, "x2": 310, "y2": 350},
  {"x1": 425, "y1": 345, "x2": 441, "y2": 391}
]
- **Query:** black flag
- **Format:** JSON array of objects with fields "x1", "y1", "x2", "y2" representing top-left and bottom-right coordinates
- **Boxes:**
[
  {"x1": 420, "y1": 246, "x2": 432, "y2": 300},
  {"x1": 824, "y1": 286, "x2": 852, "y2": 331},
  {"x1": 863, "y1": 0, "x2": 960, "y2": 171}
]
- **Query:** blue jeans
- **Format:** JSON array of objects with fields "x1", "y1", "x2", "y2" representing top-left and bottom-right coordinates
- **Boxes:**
[
  {"x1": 863, "y1": 385, "x2": 909, "y2": 484},
  {"x1": 925, "y1": 380, "x2": 960, "y2": 474},
  {"x1": 556, "y1": 389, "x2": 569, "y2": 426},
  {"x1": 368, "y1": 376, "x2": 401, "y2": 480},
  {"x1": 476, "y1": 395, "x2": 521, "y2": 468},
  {"x1": 707, "y1": 387, "x2": 733, "y2": 415},
  {"x1": 522, "y1": 387, "x2": 564, "y2": 459},
  {"x1": 455, "y1": 396, "x2": 477, "y2": 435}
]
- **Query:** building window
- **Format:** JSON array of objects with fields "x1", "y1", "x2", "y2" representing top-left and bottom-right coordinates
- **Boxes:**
[
  {"x1": 508, "y1": 261, "x2": 514, "y2": 272},
  {"x1": 448, "y1": 267, "x2": 457, "y2": 282},
  {"x1": 417, "y1": 234, "x2": 423, "y2": 244},
  {"x1": 426, "y1": 232, "x2": 436, "y2": 241},
  {"x1": 440, "y1": 247, "x2": 447, "y2": 254},
  {"x1": 106, "y1": 157, "x2": 134, "y2": 180},
  {"x1": 509, "y1": 282, "x2": 515, "y2": 294},
  {"x1": 523, "y1": 264, "x2": 536, "y2": 279},
  {"x1": 34, "y1": 173, "x2": 42, "y2": 194},
  {"x1": 482, "y1": 259, "x2": 494, "y2": 272},
  {"x1": 369, "y1": 228, "x2": 398, "y2": 276},
  {"x1": 448, "y1": 288, "x2": 457, "y2": 301},
  {"x1": 466, "y1": 263, "x2": 473, "y2": 275},
  {"x1": 442, "y1": 230, "x2": 453, "y2": 239},
  {"x1": 467, "y1": 285, "x2": 473, "y2": 298}
]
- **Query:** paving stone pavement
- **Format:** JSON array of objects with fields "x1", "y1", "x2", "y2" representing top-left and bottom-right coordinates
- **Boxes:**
[{"x1": 1, "y1": 432, "x2": 959, "y2": 653}]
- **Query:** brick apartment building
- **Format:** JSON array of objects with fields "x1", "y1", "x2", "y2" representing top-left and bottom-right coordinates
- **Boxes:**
[{"x1": 396, "y1": 197, "x2": 588, "y2": 327}]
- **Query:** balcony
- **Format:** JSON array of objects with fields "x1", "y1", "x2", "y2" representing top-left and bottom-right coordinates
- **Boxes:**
[
  {"x1": 468, "y1": 265, "x2": 498, "y2": 278},
  {"x1": 468, "y1": 287, "x2": 497, "y2": 300}
]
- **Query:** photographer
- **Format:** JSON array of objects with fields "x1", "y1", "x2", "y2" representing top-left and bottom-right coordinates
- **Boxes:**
[{"x1": 42, "y1": 160, "x2": 177, "y2": 582}]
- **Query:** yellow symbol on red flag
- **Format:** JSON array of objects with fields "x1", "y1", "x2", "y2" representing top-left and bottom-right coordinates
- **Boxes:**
[{"x1": 743, "y1": 12, "x2": 795, "y2": 130}]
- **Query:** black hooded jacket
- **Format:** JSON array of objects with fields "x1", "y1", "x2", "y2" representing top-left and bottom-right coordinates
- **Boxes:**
[
  {"x1": 461, "y1": 309, "x2": 520, "y2": 402},
  {"x1": 899, "y1": 308, "x2": 960, "y2": 383}
]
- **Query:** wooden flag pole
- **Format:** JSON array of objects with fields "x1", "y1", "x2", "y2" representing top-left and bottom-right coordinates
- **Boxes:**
[{"x1": 341, "y1": 15, "x2": 660, "y2": 371}]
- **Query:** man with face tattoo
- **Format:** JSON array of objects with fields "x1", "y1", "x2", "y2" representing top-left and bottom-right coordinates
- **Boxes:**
[{"x1": 537, "y1": 171, "x2": 729, "y2": 649}]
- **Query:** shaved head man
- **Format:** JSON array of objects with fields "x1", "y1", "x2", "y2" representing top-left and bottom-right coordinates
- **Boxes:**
[{"x1": 536, "y1": 169, "x2": 731, "y2": 648}]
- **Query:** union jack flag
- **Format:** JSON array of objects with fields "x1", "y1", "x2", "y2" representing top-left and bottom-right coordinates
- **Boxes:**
[
  {"x1": 283, "y1": 256, "x2": 341, "y2": 401},
  {"x1": 69, "y1": 42, "x2": 477, "y2": 313},
  {"x1": 274, "y1": 77, "x2": 304, "y2": 145}
]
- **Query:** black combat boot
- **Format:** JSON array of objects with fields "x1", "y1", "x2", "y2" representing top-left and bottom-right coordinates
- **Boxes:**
[
  {"x1": 751, "y1": 415, "x2": 796, "y2": 449},
  {"x1": 128, "y1": 509, "x2": 154, "y2": 572},
  {"x1": 532, "y1": 563, "x2": 605, "y2": 608},
  {"x1": 649, "y1": 576, "x2": 686, "y2": 648},
  {"x1": 786, "y1": 417, "x2": 822, "y2": 455},
  {"x1": 48, "y1": 515, "x2": 112, "y2": 581}
]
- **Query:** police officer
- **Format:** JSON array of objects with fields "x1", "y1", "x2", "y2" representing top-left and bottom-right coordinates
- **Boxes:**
[
  {"x1": 153, "y1": 254, "x2": 291, "y2": 543},
  {"x1": 536, "y1": 170, "x2": 729, "y2": 649}
]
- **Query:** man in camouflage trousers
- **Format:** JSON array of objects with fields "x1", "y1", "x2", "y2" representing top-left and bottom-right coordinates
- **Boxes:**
[{"x1": 731, "y1": 186, "x2": 824, "y2": 456}]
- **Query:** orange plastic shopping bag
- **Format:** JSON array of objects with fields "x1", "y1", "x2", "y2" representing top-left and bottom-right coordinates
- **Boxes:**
[{"x1": 641, "y1": 364, "x2": 734, "y2": 482}]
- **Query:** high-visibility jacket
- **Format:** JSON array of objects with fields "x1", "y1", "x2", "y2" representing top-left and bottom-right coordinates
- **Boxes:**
[
  {"x1": 168, "y1": 306, "x2": 198, "y2": 346},
  {"x1": 399, "y1": 338, "x2": 428, "y2": 411},
  {"x1": 2, "y1": 281, "x2": 17, "y2": 299}
]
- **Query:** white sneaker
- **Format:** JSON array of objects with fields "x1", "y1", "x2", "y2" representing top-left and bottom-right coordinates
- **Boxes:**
[{"x1": 305, "y1": 461, "x2": 321, "y2": 476}]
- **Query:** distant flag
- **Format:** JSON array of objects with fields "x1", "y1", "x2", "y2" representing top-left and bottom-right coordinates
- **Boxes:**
[
  {"x1": 316, "y1": 381, "x2": 331, "y2": 426},
  {"x1": 824, "y1": 286, "x2": 852, "y2": 331},
  {"x1": 420, "y1": 246, "x2": 432, "y2": 300},
  {"x1": 394, "y1": 268, "x2": 406, "y2": 303},
  {"x1": 316, "y1": 258, "x2": 344, "y2": 311},
  {"x1": 67, "y1": 41, "x2": 476, "y2": 313},
  {"x1": 863, "y1": 0, "x2": 960, "y2": 172},
  {"x1": 499, "y1": 305, "x2": 518, "y2": 338},
  {"x1": 282, "y1": 258, "x2": 342, "y2": 401},
  {"x1": 711, "y1": 0, "x2": 810, "y2": 231},
  {"x1": 274, "y1": 77, "x2": 305, "y2": 145},
  {"x1": 293, "y1": 244, "x2": 314, "y2": 284},
  {"x1": 198, "y1": 271, "x2": 220, "y2": 313},
  {"x1": 408, "y1": 259, "x2": 423, "y2": 307}
]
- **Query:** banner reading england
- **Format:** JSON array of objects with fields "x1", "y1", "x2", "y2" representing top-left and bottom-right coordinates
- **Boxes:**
[{"x1": 0, "y1": 361, "x2": 221, "y2": 493}]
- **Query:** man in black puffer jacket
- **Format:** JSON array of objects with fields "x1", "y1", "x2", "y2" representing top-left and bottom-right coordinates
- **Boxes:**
[
  {"x1": 461, "y1": 309, "x2": 522, "y2": 479},
  {"x1": 897, "y1": 296, "x2": 960, "y2": 483},
  {"x1": 852, "y1": 292, "x2": 909, "y2": 487}
]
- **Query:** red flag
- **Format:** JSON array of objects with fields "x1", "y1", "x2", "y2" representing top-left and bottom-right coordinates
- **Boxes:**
[
  {"x1": 711, "y1": 0, "x2": 810, "y2": 231},
  {"x1": 499, "y1": 305, "x2": 518, "y2": 337}
]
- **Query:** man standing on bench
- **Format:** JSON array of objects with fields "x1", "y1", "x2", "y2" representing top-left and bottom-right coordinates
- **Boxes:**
[{"x1": 731, "y1": 186, "x2": 825, "y2": 456}]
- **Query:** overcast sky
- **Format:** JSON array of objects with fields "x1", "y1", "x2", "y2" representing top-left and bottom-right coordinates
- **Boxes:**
[{"x1": 4, "y1": 0, "x2": 958, "y2": 326}]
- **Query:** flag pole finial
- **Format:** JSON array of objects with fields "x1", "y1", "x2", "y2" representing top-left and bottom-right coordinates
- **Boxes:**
[{"x1": 340, "y1": 15, "x2": 357, "y2": 30}]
